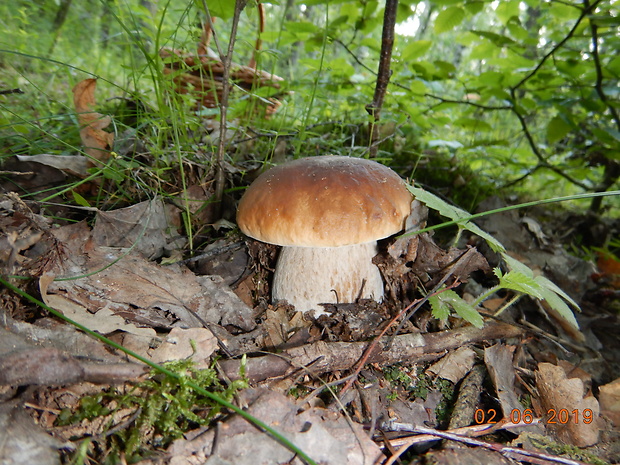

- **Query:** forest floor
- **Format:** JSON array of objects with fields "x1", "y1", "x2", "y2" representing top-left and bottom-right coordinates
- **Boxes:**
[{"x1": 1, "y1": 83, "x2": 620, "y2": 465}]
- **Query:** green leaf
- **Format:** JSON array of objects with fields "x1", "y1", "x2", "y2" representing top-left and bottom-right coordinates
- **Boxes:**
[
  {"x1": 453, "y1": 117, "x2": 493, "y2": 131},
  {"x1": 72, "y1": 191, "x2": 91, "y2": 207},
  {"x1": 285, "y1": 21, "x2": 319, "y2": 34},
  {"x1": 406, "y1": 185, "x2": 506, "y2": 253},
  {"x1": 501, "y1": 253, "x2": 580, "y2": 329},
  {"x1": 495, "y1": 0, "x2": 521, "y2": 25},
  {"x1": 198, "y1": 0, "x2": 235, "y2": 20},
  {"x1": 535, "y1": 275, "x2": 580, "y2": 311},
  {"x1": 546, "y1": 115, "x2": 573, "y2": 144},
  {"x1": 464, "y1": 1, "x2": 485, "y2": 15},
  {"x1": 501, "y1": 253, "x2": 533, "y2": 276},
  {"x1": 537, "y1": 286, "x2": 579, "y2": 329},
  {"x1": 434, "y1": 6, "x2": 466, "y2": 34},
  {"x1": 470, "y1": 29, "x2": 516, "y2": 48},
  {"x1": 429, "y1": 294, "x2": 451, "y2": 323},
  {"x1": 401, "y1": 40, "x2": 433, "y2": 61},
  {"x1": 498, "y1": 271, "x2": 544, "y2": 299},
  {"x1": 433, "y1": 290, "x2": 485, "y2": 328}
]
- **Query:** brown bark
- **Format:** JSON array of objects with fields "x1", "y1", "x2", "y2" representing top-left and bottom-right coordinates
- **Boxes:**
[{"x1": 366, "y1": 0, "x2": 398, "y2": 157}]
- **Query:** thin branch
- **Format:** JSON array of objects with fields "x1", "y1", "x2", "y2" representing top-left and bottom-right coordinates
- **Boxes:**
[
  {"x1": 212, "y1": 0, "x2": 248, "y2": 218},
  {"x1": 587, "y1": 0, "x2": 620, "y2": 131},
  {"x1": 425, "y1": 93, "x2": 512, "y2": 111},
  {"x1": 508, "y1": 95, "x2": 590, "y2": 190},
  {"x1": 331, "y1": 37, "x2": 376, "y2": 75},
  {"x1": 513, "y1": 0, "x2": 601, "y2": 91},
  {"x1": 366, "y1": 0, "x2": 398, "y2": 157},
  {"x1": 384, "y1": 423, "x2": 592, "y2": 465}
]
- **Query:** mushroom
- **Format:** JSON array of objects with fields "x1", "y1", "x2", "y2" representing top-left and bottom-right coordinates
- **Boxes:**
[{"x1": 236, "y1": 155, "x2": 412, "y2": 315}]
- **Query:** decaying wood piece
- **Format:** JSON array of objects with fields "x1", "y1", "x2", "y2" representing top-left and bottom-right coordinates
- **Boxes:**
[
  {"x1": 220, "y1": 322, "x2": 525, "y2": 383},
  {"x1": 159, "y1": 1, "x2": 283, "y2": 117}
]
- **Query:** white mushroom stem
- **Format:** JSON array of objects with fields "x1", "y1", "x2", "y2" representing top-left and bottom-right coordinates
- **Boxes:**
[{"x1": 272, "y1": 242, "x2": 384, "y2": 315}]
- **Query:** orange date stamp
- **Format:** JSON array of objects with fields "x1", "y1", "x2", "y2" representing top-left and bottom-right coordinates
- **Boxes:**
[{"x1": 474, "y1": 408, "x2": 595, "y2": 425}]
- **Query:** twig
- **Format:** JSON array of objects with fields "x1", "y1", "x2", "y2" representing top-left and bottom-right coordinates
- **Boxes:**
[
  {"x1": 383, "y1": 423, "x2": 592, "y2": 465},
  {"x1": 212, "y1": 0, "x2": 249, "y2": 219},
  {"x1": 512, "y1": 0, "x2": 601, "y2": 91},
  {"x1": 178, "y1": 241, "x2": 244, "y2": 265},
  {"x1": 366, "y1": 0, "x2": 398, "y2": 157},
  {"x1": 0, "y1": 88, "x2": 25, "y2": 95},
  {"x1": 507, "y1": 101, "x2": 590, "y2": 190},
  {"x1": 425, "y1": 93, "x2": 512, "y2": 111}
]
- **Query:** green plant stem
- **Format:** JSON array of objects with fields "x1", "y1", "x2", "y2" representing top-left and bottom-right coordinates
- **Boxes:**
[
  {"x1": 0, "y1": 278, "x2": 317, "y2": 465},
  {"x1": 470, "y1": 285, "x2": 502, "y2": 309},
  {"x1": 400, "y1": 189, "x2": 620, "y2": 238},
  {"x1": 40, "y1": 167, "x2": 105, "y2": 203},
  {"x1": 495, "y1": 293, "x2": 523, "y2": 317}
]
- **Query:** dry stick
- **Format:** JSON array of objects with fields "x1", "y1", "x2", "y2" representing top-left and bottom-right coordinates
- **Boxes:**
[
  {"x1": 366, "y1": 0, "x2": 398, "y2": 158},
  {"x1": 380, "y1": 421, "x2": 531, "y2": 465},
  {"x1": 212, "y1": 0, "x2": 249, "y2": 219},
  {"x1": 219, "y1": 321, "x2": 524, "y2": 384},
  {"x1": 385, "y1": 423, "x2": 591, "y2": 465}
]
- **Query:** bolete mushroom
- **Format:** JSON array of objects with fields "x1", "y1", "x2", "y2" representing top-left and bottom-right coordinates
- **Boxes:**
[{"x1": 236, "y1": 155, "x2": 412, "y2": 314}]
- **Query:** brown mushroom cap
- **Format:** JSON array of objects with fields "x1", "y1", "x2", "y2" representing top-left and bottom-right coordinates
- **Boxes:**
[{"x1": 237, "y1": 156, "x2": 412, "y2": 247}]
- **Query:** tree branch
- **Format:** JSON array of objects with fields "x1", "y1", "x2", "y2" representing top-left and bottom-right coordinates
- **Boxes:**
[
  {"x1": 366, "y1": 0, "x2": 398, "y2": 157},
  {"x1": 211, "y1": 0, "x2": 248, "y2": 219},
  {"x1": 513, "y1": 0, "x2": 601, "y2": 91}
]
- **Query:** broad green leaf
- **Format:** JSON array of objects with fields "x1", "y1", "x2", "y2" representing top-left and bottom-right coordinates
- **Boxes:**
[
  {"x1": 495, "y1": 0, "x2": 521, "y2": 25},
  {"x1": 507, "y1": 19, "x2": 530, "y2": 42},
  {"x1": 464, "y1": 1, "x2": 485, "y2": 15},
  {"x1": 407, "y1": 185, "x2": 506, "y2": 253},
  {"x1": 538, "y1": 286, "x2": 579, "y2": 329},
  {"x1": 429, "y1": 294, "x2": 451, "y2": 323},
  {"x1": 408, "y1": 79, "x2": 428, "y2": 95},
  {"x1": 401, "y1": 40, "x2": 433, "y2": 61},
  {"x1": 285, "y1": 21, "x2": 319, "y2": 34},
  {"x1": 608, "y1": 56, "x2": 620, "y2": 75},
  {"x1": 453, "y1": 117, "x2": 492, "y2": 131},
  {"x1": 498, "y1": 271, "x2": 544, "y2": 299},
  {"x1": 546, "y1": 115, "x2": 573, "y2": 144},
  {"x1": 470, "y1": 29, "x2": 516, "y2": 47},
  {"x1": 199, "y1": 0, "x2": 235, "y2": 20},
  {"x1": 433, "y1": 60, "x2": 457, "y2": 79},
  {"x1": 72, "y1": 191, "x2": 91, "y2": 207},
  {"x1": 434, "y1": 6, "x2": 466, "y2": 34},
  {"x1": 434, "y1": 290, "x2": 485, "y2": 328}
]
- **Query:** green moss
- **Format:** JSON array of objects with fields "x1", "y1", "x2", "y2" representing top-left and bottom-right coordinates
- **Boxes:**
[{"x1": 58, "y1": 358, "x2": 248, "y2": 463}]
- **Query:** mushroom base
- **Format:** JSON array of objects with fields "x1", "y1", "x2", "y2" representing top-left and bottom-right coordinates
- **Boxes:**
[{"x1": 272, "y1": 242, "x2": 384, "y2": 315}]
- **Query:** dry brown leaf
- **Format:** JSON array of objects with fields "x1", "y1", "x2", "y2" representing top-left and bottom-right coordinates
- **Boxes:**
[
  {"x1": 92, "y1": 199, "x2": 182, "y2": 260},
  {"x1": 44, "y1": 221, "x2": 255, "y2": 333},
  {"x1": 149, "y1": 328, "x2": 217, "y2": 368},
  {"x1": 427, "y1": 346, "x2": 475, "y2": 384},
  {"x1": 72, "y1": 78, "x2": 114, "y2": 164},
  {"x1": 0, "y1": 401, "x2": 66, "y2": 465},
  {"x1": 15, "y1": 154, "x2": 90, "y2": 177},
  {"x1": 484, "y1": 344, "x2": 537, "y2": 435},
  {"x1": 154, "y1": 388, "x2": 381, "y2": 465},
  {"x1": 599, "y1": 377, "x2": 620, "y2": 427},
  {"x1": 535, "y1": 362, "x2": 600, "y2": 447}
]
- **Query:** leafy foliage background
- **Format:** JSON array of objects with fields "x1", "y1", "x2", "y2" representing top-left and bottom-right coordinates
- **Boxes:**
[{"x1": 1, "y1": 0, "x2": 618, "y2": 213}]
